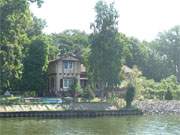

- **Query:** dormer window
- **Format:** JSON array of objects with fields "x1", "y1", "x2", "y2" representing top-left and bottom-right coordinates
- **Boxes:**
[{"x1": 64, "y1": 61, "x2": 73, "y2": 70}]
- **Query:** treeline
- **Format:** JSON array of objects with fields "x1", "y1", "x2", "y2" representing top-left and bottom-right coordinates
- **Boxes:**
[
  {"x1": 0, "y1": 0, "x2": 180, "y2": 97},
  {"x1": 0, "y1": 0, "x2": 50, "y2": 95}
]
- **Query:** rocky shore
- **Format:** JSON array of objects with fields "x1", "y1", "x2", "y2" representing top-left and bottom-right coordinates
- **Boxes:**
[{"x1": 134, "y1": 100, "x2": 180, "y2": 114}]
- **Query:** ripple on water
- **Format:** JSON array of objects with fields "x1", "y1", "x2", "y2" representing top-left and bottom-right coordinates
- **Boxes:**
[{"x1": 0, "y1": 115, "x2": 179, "y2": 135}]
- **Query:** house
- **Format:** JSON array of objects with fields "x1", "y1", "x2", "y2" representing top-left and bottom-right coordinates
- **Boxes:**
[{"x1": 48, "y1": 54, "x2": 88, "y2": 96}]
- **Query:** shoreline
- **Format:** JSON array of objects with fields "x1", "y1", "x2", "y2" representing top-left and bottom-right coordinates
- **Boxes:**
[
  {"x1": 134, "y1": 100, "x2": 180, "y2": 115},
  {"x1": 0, "y1": 109, "x2": 142, "y2": 118},
  {"x1": 0, "y1": 100, "x2": 180, "y2": 117},
  {"x1": 0, "y1": 102, "x2": 142, "y2": 118}
]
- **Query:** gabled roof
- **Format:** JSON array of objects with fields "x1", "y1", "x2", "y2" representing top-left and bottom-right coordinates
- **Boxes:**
[{"x1": 49, "y1": 54, "x2": 80, "y2": 63}]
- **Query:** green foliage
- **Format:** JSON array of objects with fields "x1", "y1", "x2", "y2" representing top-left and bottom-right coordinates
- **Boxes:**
[
  {"x1": 48, "y1": 44, "x2": 59, "y2": 60},
  {"x1": 125, "y1": 38, "x2": 148, "y2": 69},
  {"x1": 21, "y1": 36, "x2": 49, "y2": 96},
  {"x1": 165, "y1": 90, "x2": 173, "y2": 100},
  {"x1": 0, "y1": 0, "x2": 32, "y2": 92},
  {"x1": 155, "y1": 26, "x2": 180, "y2": 82},
  {"x1": 71, "y1": 79, "x2": 83, "y2": 97},
  {"x1": 121, "y1": 65, "x2": 180, "y2": 100},
  {"x1": 124, "y1": 37, "x2": 173, "y2": 81},
  {"x1": 28, "y1": 0, "x2": 44, "y2": 7},
  {"x1": 0, "y1": 96, "x2": 24, "y2": 105},
  {"x1": 89, "y1": 1, "x2": 122, "y2": 89},
  {"x1": 0, "y1": 0, "x2": 45, "y2": 93},
  {"x1": 23, "y1": 91, "x2": 37, "y2": 97},
  {"x1": 107, "y1": 96, "x2": 126, "y2": 109},
  {"x1": 125, "y1": 85, "x2": 135, "y2": 107},
  {"x1": 27, "y1": 15, "x2": 46, "y2": 38},
  {"x1": 51, "y1": 30, "x2": 89, "y2": 58},
  {"x1": 1, "y1": 0, "x2": 180, "y2": 102}
]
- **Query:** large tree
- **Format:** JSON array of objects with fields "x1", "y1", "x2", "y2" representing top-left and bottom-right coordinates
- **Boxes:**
[
  {"x1": 155, "y1": 26, "x2": 180, "y2": 82},
  {"x1": 26, "y1": 15, "x2": 46, "y2": 38},
  {"x1": 125, "y1": 38, "x2": 173, "y2": 81},
  {"x1": 0, "y1": 0, "x2": 44, "y2": 93},
  {"x1": 21, "y1": 36, "x2": 48, "y2": 96},
  {"x1": 51, "y1": 30, "x2": 89, "y2": 58},
  {"x1": 0, "y1": 0, "x2": 32, "y2": 92},
  {"x1": 88, "y1": 1, "x2": 123, "y2": 91}
]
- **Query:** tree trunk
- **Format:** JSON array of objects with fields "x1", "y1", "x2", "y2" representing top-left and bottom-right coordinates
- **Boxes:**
[
  {"x1": 100, "y1": 81, "x2": 105, "y2": 101},
  {"x1": 176, "y1": 65, "x2": 180, "y2": 83}
]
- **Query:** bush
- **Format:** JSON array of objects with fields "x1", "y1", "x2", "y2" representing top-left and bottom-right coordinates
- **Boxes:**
[
  {"x1": 23, "y1": 91, "x2": 37, "y2": 97},
  {"x1": 0, "y1": 96, "x2": 24, "y2": 105},
  {"x1": 165, "y1": 90, "x2": 173, "y2": 100},
  {"x1": 125, "y1": 85, "x2": 135, "y2": 107},
  {"x1": 71, "y1": 79, "x2": 83, "y2": 97},
  {"x1": 107, "y1": 96, "x2": 126, "y2": 109},
  {"x1": 82, "y1": 85, "x2": 96, "y2": 99}
]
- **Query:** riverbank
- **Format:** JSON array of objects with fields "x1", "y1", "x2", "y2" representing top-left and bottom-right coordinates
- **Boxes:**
[
  {"x1": 0, "y1": 103, "x2": 117, "y2": 112},
  {"x1": 1, "y1": 100, "x2": 180, "y2": 116},
  {"x1": 134, "y1": 100, "x2": 180, "y2": 114},
  {"x1": 0, "y1": 109, "x2": 142, "y2": 118},
  {"x1": 0, "y1": 103, "x2": 142, "y2": 118}
]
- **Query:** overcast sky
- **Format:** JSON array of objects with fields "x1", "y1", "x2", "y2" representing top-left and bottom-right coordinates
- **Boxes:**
[{"x1": 30, "y1": 0, "x2": 180, "y2": 41}]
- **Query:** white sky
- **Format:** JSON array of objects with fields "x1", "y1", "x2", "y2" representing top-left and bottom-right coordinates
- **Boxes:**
[{"x1": 30, "y1": 0, "x2": 180, "y2": 41}]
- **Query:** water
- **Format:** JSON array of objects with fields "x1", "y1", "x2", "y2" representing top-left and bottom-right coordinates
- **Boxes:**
[{"x1": 0, "y1": 115, "x2": 179, "y2": 135}]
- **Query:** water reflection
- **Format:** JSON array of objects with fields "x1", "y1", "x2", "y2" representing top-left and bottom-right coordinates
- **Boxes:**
[{"x1": 0, "y1": 115, "x2": 179, "y2": 135}]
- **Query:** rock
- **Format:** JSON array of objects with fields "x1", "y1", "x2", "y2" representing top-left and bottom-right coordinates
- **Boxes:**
[
  {"x1": 134, "y1": 100, "x2": 180, "y2": 114},
  {"x1": 4, "y1": 91, "x2": 11, "y2": 96}
]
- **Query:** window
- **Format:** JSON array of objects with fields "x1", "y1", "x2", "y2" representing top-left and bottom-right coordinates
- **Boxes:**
[
  {"x1": 63, "y1": 79, "x2": 73, "y2": 89},
  {"x1": 64, "y1": 61, "x2": 68, "y2": 69},
  {"x1": 63, "y1": 61, "x2": 73, "y2": 70}
]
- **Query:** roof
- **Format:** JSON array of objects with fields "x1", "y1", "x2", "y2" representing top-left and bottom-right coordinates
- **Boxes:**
[{"x1": 49, "y1": 54, "x2": 80, "y2": 63}]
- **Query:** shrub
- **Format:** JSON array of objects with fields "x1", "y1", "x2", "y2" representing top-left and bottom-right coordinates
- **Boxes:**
[
  {"x1": 82, "y1": 85, "x2": 96, "y2": 99},
  {"x1": 165, "y1": 90, "x2": 173, "y2": 100},
  {"x1": 23, "y1": 91, "x2": 37, "y2": 97},
  {"x1": 107, "y1": 96, "x2": 126, "y2": 109},
  {"x1": 71, "y1": 79, "x2": 83, "y2": 97},
  {"x1": 125, "y1": 85, "x2": 135, "y2": 107}
]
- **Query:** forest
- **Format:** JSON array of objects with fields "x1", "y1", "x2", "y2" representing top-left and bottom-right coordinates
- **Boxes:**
[{"x1": 1, "y1": 0, "x2": 180, "y2": 100}]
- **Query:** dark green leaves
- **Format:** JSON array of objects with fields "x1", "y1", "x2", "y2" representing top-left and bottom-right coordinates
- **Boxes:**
[{"x1": 89, "y1": 1, "x2": 122, "y2": 88}]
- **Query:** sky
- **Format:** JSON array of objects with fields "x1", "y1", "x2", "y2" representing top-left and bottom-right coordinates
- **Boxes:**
[{"x1": 30, "y1": 0, "x2": 180, "y2": 41}]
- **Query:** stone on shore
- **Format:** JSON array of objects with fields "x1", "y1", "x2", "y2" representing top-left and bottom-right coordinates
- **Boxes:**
[{"x1": 134, "y1": 100, "x2": 180, "y2": 114}]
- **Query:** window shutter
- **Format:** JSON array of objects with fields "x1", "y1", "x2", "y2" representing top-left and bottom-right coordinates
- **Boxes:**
[{"x1": 60, "y1": 79, "x2": 63, "y2": 88}]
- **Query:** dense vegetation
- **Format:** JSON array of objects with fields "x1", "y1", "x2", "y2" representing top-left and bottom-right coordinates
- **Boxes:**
[{"x1": 0, "y1": 0, "x2": 180, "y2": 101}]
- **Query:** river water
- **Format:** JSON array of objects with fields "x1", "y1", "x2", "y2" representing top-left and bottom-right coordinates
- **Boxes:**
[{"x1": 0, "y1": 115, "x2": 179, "y2": 135}]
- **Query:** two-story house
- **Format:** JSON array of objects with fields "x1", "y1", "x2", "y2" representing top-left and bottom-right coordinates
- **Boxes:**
[{"x1": 48, "y1": 54, "x2": 88, "y2": 96}]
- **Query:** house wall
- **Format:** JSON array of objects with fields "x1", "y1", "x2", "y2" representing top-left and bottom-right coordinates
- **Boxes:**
[
  {"x1": 48, "y1": 56, "x2": 81, "y2": 96},
  {"x1": 58, "y1": 61, "x2": 81, "y2": 91}
]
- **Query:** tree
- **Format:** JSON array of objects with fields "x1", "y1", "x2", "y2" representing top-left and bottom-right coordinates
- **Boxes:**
[
  {"x1": 0, "y1": 0, "x2": 44, "y2": 93},
  {"x1": 125, "y1": 85, "x2": 135, "y2": 107},
  {"x1": 125, "y1": 38, "x2": 147, "y2": 68},
  {"x1": 28, "y1": 0, "x2": 44, "y2": 7},
  {"x1": 165, "y1": 89, "x2": 173, "y2": 100},
  {"x1": 0, "y1": 0, "x2": 32, "y2": 92},
  {"x1": 26, "y1": 15, "x2": 46, "y2": 38},
  {"x1": 21, "y1": 36, "x2": 48, "y2": 96},
  {"x1": 51, "y1": 29, "x2": 89, "y2": 59},
  {"x1": 155, "y1": 26, "x2": 180, "y2": 82},
  {"x1": 71, "y1": 78, "x2": 82, "y2": 101},
  {"x1": 89, "y1": 1, "x2": 122, "y2": 91},
  {"x1": 124, "y1": 38, "x2": 173, "y2": 81}
]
